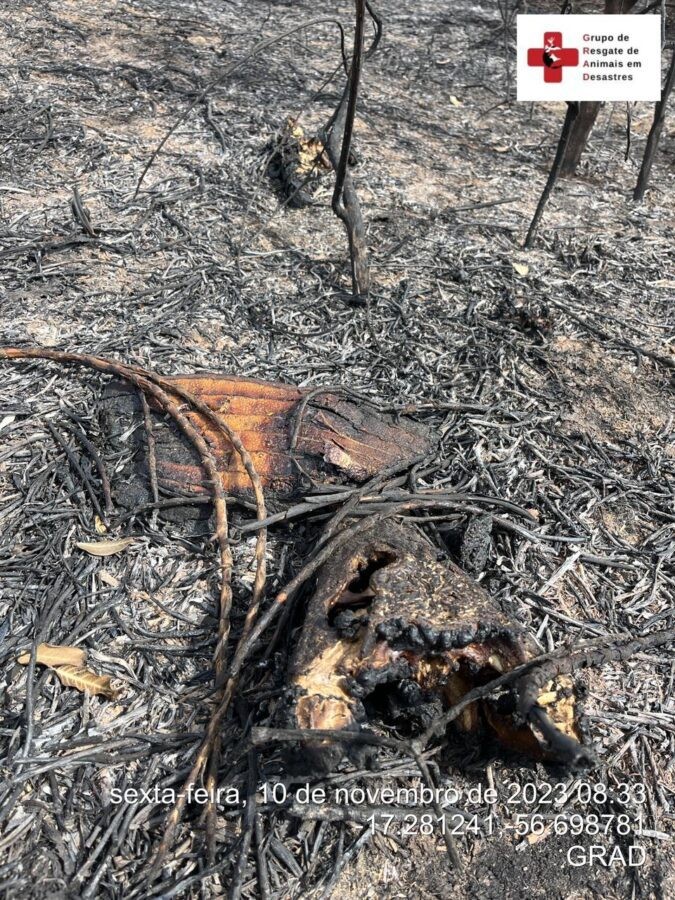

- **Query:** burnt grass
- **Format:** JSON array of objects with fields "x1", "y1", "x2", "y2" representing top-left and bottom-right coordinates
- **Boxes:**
[{"x1": 0, "y1": 1, "x2": 674, "y2": 898}]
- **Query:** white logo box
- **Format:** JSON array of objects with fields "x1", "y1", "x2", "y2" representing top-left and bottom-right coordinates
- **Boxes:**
[{"x1": 516, "y1": 15, "x2": 662, "y2": 101}]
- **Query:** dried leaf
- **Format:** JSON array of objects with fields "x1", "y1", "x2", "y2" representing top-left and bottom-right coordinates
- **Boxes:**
[
  {"x1": 526, "y1": 824, "x2": 553, "y2": 845},
  {"x1": 75, "y1": 538, "x2": 133, "y2": 557},
  {"x1": 17, "y1": 643, "x2": 87, "y2": 667},
  {"x1": 512, "y1": 263, "x2": 530, "y2": 277},
  {"x1": 54, "y1": 665, "x2": 118, "y2": 699},
  {"x1": 449, "y1": 95, "x2": 462, "y2": 107}
]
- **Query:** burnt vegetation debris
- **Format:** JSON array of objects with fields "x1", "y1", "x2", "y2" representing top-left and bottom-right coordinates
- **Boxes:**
[{"x1": 0, "y1": 0, "x2": 674, "y2": 898}]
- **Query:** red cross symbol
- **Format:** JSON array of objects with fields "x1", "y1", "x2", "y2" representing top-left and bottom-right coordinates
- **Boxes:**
[{"x1": 527, "y1": 31, "x2": 579, "y2": 83}]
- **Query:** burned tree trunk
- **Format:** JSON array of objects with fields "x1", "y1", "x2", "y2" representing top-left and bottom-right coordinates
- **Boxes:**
[
  {"x1": 100, "y1": 375, "x2": 432, "y2": 511},
  {"x1": 287, "y1": 519, "x2": 583, "y2": 771},
  {"x1": 560, "y1": 101, "x2": 602, "y2": 176},
  {"x1": 560, "y1": 0, "x2": 639, "y2": 177}
]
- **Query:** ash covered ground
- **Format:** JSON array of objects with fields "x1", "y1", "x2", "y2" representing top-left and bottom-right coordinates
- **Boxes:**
[{"x1": 0, "y1": 1, "x2": 673, "y2": 898}]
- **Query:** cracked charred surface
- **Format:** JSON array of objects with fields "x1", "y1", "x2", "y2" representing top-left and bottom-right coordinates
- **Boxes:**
[
  {"x1": 100, "y1": 375, "x2": 432, "y2": 508},
  {"x1": 288, "y1": 519, "x2": 582, "y2": 770}
]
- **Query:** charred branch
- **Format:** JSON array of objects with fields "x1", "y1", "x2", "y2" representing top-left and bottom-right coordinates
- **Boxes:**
[
  {"x1": 634, "y1": 46, "x2": 675, "y2": 201},
  {"x1": 323, "y1": 0, "x2": 371, "y2": 301},
  {"x1": 525, "y1": 102, "x2": 579, "y2": 249}
]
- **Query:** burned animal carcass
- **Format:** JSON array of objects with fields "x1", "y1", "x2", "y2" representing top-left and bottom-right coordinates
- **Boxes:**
[
  {"x1": 100, "y1": 375, "x2": 432, "y2": 513},
  {"x1": 287, "y1": 519, "x2": 583, "y2": 770}
]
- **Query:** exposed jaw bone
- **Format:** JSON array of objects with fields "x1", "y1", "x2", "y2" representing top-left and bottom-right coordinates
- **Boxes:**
[{"x1": 288, "y1": 520, "x2": 586, "y2": 770}]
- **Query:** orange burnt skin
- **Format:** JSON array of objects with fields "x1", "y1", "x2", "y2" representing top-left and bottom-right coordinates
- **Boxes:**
[{"x1": 106, "y1": 374, "x2": 433, "y2": 498}]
